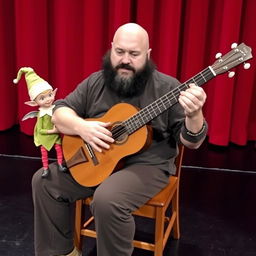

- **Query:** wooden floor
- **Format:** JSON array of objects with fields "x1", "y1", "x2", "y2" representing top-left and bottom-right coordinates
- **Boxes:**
[{"x1": 0, "y1": 125, "x2": 256, "y2": 256}]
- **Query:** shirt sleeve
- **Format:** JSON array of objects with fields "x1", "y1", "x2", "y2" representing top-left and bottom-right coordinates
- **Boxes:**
[{"x1": 53, "y1": 78, "x2": 89, "y2": 118}]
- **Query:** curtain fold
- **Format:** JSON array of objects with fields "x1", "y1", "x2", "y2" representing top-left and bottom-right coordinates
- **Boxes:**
[
  {"x1": 0, "y1": 0, "x2": 17, "y2": 130},
  {"x1": 1, "y1": 0, "x2": 255, "y2": 146}
]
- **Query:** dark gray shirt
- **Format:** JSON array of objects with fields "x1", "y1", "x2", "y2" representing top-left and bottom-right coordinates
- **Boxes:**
[{"x1": 54, "y1": 70, "x2": 185, "y2": 174}]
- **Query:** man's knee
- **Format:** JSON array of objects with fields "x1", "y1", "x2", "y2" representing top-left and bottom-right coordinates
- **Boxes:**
[
  {"x1": 90, "y1": 185, "x2": 131, "y2": 221},
  {"x1": 90, "y1": 186, "x2": 117, "y2": 215}
]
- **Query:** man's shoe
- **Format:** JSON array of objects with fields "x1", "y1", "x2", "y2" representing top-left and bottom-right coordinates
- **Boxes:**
[
  {"x1": 41, "y1": 168, "x2": 49, "y2": 178},
  {"x1": 59, "y1": 247, "x2": 82, "y2": 256},
  {"x1": 68, "y1": 247, "x2": 82, "y2": 256}
]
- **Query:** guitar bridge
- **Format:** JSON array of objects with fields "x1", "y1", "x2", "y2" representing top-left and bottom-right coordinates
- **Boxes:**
[{"x1": 85, "y1": 143, "x2": 99, "y2": 166}]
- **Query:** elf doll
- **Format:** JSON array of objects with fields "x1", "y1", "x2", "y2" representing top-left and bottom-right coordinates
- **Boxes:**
[{"x1": 13, "y1": 67, "x2": 67, "y2": 178}]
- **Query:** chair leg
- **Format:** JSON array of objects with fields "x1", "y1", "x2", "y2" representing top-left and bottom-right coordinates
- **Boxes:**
[
  {"x1": 154, "y1": 208, "x2": 164, "y2": 256},
  {"x1": 74, "y1": 200, "x2": 83, "y2": 251},
  {"x1": 172, "y1": 190, "x2": 180, "y2": 239}
]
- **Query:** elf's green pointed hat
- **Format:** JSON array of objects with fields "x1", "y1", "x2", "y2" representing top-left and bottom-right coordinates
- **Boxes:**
[{"x1": 13, "y1": 67, "x2": 53, "y2": 100}]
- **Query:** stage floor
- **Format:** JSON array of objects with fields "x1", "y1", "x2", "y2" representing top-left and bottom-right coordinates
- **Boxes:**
[{"x1": 0, "y1": 126, "x2": 256, "y2": 256}]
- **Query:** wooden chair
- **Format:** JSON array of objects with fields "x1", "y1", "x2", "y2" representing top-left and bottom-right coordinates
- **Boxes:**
[{"x1": 74, "y1": 145, "x2": 184, "y2": 256}]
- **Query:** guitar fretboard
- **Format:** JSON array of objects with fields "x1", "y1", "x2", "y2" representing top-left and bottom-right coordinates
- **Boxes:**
[{"x1": 112, "y1": 66, "x2": 215, "y2": 139}]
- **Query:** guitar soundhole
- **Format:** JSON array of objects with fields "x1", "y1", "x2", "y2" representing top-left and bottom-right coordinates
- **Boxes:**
[{"x1": 111, "y1": 122, "x2": 128, "y2": 145}]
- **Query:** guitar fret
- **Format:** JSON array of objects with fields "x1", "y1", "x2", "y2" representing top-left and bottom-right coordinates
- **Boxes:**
[
  {"x1": 171, "y1": 91, "x2": 177, "y2": 102},
  {"x1": 154, "y1": 101, "x2": 162, "y2": 114},
  {"x1": 199, "y1": 72, "x2": 207, "y2": 82},
  {"x1": 191, "y1": 77, "x2": 198, "y2": 85},
  {"x1": 151, "y1": 104, "x2": 159, "y2": 117},
  {"x1": 157, "y1": 98, "x2": 165, "y2": 113},
  {"x1": 195, "y1": 74, "x2": 204, "y2": 86},
  {"x1": 159, "y1": 98, "x2": 165, "y2": 113},
  {"x1": 148, "y1": 105, "x2": 155, "y2": 119},
  {"x1": 162, "y1": 95, "x2": 169, "y2": 110}
]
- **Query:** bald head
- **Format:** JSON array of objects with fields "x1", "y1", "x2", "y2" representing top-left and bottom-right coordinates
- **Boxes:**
[
  {"x1": 112, "y1": 23, "x2": 150, "y2": 50},
  {"x1": 110, "y1": 23, "x2": 151, "y2": 79}
]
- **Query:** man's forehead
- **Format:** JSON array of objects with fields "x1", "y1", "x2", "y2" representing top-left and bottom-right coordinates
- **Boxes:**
[
  {"x1": 112, "y1": 42, "x2": 141, "y2": 52},
  {"x1": 113, "y1": 31, "x2": 148, "y2": 50}
]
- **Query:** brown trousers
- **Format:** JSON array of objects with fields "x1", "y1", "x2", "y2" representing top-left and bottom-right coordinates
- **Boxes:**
[{"x1": 32, "y1": 162, "x2": 169, "y2": 256}]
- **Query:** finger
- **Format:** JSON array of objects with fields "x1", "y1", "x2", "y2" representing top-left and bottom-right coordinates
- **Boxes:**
[
  {"x1": 180, "y1": 87, "x2": 199, "y2": 98},
  {"x1": 178, "y1": 97, "x2": 194, "y2": 113},
  {"x1": 97, "y1": 122, "x2": 113, "y2": 136},
  {"x1": 94, "y1": 131, "x2": 114, "y2": 143},
  {"x1": 184, "y1": 85, "x2": 206, "y2": 100},
  {"x1": 180, "y1": 88, "x2": 205, "y2": 106},
  {"x1": 179, "y1": 92, "x2": 199, "y2": 109},
  {"x1": 188, "y1": 83, "x2": 197, "y2": 88},
  {"x1": 89, "y1": 141, "x2": 103, "y2": 153},
  {"x1": 92, "y1": 136, "x2": 111, "y2": 151},
  {"x1": 100, "y1": 121, "x2": 112, "y2": 127}
]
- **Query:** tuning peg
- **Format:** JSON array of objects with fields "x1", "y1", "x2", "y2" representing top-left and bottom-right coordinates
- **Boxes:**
[
  {"x1": 215, "y1": 52, "x2": 222, "y2": 59},
  {"x1": 231, "y1": 43, "x2": 238, "y2": 49},
  {"x1": 244, "y1": 62, "x2": 251, "y2": 69},
  {"x1": 228, "y1": 71, "x2": 235, "y2": 78}
]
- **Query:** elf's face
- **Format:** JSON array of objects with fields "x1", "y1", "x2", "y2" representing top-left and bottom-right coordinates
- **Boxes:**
[{"x1": 34, "y1": 89, "x2": 56, "y2": 108}]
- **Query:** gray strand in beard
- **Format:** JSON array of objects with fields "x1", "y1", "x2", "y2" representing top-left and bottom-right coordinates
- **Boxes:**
[{"x1": 113, "y1": 75, "x2": 134, "y2": 97}]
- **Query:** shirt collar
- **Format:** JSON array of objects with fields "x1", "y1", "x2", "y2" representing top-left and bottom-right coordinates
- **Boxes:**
[{"x1": 39, "y1": 105, "x2": 55, "y2": 117}]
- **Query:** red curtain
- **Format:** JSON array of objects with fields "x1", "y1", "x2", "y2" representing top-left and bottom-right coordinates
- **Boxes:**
[{"x1": 1, "y1": 0, "x2": 255, "y2": 146}]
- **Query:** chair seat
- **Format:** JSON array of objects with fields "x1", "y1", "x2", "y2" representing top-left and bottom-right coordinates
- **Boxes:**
[
  {"x1": 140, "y1": 176, "x2": 177, "y2": 206},
  {"x1": 133, "y1": 176, "x2": 178, "y2": 218}
]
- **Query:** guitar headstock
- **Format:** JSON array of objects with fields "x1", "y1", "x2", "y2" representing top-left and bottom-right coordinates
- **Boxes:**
[{"x1": 212, "y1": 43, "x2": 252, "y2": 77}]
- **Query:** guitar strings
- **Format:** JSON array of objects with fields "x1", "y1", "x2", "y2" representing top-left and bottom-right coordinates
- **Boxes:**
[
  {"x1": 111, "y1": 67, "x2": 214, "y2": 140},
  {"x1": 126, "y1": 69, "x2": 213, "y2": 130},
  {"x1": 112, "y1": 125, "x2": 127, "y2": 140},
  {"x1": 124, "y1": 67, "x2": 213, "y2": 133}
]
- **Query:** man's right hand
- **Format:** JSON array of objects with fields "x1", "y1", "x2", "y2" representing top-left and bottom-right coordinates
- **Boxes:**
[{"x1": 78, "y1": 121, "x2": 114, "y2": 153}]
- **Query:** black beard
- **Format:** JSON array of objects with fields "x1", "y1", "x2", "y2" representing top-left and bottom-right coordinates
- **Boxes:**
[{"x1": 102, "y1": 51, "x2": 155, "y2": 98}]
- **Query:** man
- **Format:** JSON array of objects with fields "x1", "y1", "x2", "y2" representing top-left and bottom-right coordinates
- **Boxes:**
[{"x1": 32, "y1": 23, "x2": 207, "y2": 256}]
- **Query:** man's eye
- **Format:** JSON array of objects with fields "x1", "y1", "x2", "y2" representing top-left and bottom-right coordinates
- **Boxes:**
[{"x1": 116, "y1": 50, "x2": 124, "y2": 55}]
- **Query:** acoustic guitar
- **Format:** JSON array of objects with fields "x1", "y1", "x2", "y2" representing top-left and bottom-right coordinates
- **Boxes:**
[{"x1": 62, "y1": 43, "x2": 252, "y2": 187}]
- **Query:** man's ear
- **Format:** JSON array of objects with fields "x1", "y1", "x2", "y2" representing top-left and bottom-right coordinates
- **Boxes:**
[
  {"x1": 147, "y1": 48, "x2": 152, "y2": 59},
  {"x1": 25, "y1": 101, "x2": 38, "y2": 107}
]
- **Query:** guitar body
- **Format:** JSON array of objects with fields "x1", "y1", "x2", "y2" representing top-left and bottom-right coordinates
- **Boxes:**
[{"x1": 62, "y1": 103, "x2": 150, "y2": 187}]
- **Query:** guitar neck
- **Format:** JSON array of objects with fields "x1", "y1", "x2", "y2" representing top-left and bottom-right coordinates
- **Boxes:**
[{"x1": 123, "y1": 66, "x2": 215, "y2": 134}]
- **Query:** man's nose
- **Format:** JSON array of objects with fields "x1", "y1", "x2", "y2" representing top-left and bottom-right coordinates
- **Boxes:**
[{"x1": 121, "y1": 53, "x2": 131, "y2": 64}]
